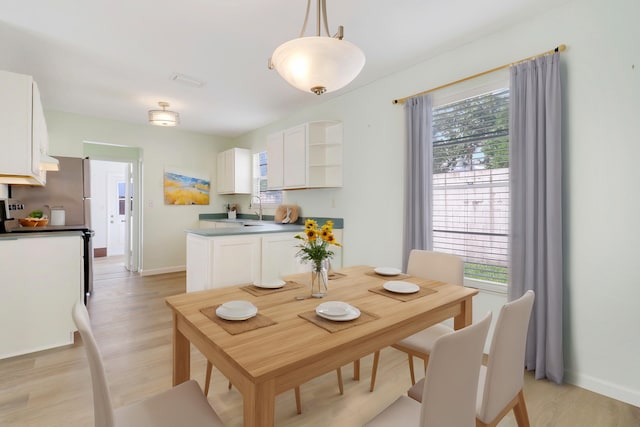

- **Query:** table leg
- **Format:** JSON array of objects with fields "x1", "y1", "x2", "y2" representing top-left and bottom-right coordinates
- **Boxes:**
[
  {"x1": 243, "y1": 379, "x2": 276, "y2": 427},
  {"x1": 172, "y1": 312, "x2": 190, "y2": 386},
  {"x1": 453, "y1": 296, "x2": 474, "y2": 330}
]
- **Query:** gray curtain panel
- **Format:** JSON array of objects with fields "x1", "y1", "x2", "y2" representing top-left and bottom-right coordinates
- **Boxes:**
[
  {"x1": 403, "y1": 94, "x2": 433, "y2": 270},
  {"x1": 509, "y1": 52, "x2": 564, "y2": 383}
]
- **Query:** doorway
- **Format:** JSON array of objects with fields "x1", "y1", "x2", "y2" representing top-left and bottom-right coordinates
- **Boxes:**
[
  {"x1": 90, "y1": 160, "x2": 134, "y2": 272},
  {"x1": 84, "y1": 142, "x2": 142, "y2": 273},
  {"x1": 106, "y1": 172, "x2": 128, "y2": 256}
]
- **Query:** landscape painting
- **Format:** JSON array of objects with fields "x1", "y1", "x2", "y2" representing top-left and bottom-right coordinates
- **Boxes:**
[{"x1": 163, "y1": 167, "x2": 210, "y2": 205}]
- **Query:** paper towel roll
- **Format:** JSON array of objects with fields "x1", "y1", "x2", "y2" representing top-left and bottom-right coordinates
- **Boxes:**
[{"x1": 50, "y1": 208, "x2": 65, "y2": 226}]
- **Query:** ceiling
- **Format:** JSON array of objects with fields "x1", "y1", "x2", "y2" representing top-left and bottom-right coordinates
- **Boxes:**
[{"x1": 0, "y1": 0, "x2": 560, "y2": 137}]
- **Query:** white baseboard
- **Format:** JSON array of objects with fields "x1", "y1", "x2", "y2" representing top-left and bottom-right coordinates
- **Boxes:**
[
  {"x1": 565, "y1": 369, "x2": 640, "y2": 408},
  {"x1": 139, "y1": 265, "x2": 186, "y2": 276}
]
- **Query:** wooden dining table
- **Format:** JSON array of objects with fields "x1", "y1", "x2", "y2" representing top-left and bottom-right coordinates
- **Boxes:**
[{"x1": 165, "y1": 265, "x2": 478, "y2": 427}]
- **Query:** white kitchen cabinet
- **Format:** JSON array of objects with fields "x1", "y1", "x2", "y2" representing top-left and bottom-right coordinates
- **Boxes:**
[
  {"x1": 267, "y1": 121, "x2": 343, "y2": 190},
  {"x1": 186, "y1": 233, "x2": 213, "y2": 292},
  {"x1": 0, "y1": 70, "x2": 48, "y2": 185},
  {"x1": 261, "y1": 232, "x2": 306, "y2": 282},
  {"x1": 217, "y1": 148, "x2": 252, "y2": 194},
  {"x1": 0, "y1": 234, "x2": 83, "y2": 358},
  {"x1": 187, "y1": 228, "x2": 344, "y2": 292},
  {"x1": 266, "y1": 132, "x2": 284, "y2": 189},
  {"x1": 212, "y1": 235, "x2": 261, "y2": 286},
  {"x1": 186, "y1": 233, "x2": 260, "y2": 292}
]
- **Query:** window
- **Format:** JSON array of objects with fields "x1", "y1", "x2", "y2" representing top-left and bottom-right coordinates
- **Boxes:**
[
  {"x1": 253, "y1": 151, "x2": 282, "y2": 205},
  {"x1": 431, "y1": 87, "x2": 509, "y2": 285}
]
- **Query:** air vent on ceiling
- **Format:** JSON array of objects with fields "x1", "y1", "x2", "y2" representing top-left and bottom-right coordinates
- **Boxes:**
[{"x1": 170, "y1": 73, "x2": 206, "y2": 88}]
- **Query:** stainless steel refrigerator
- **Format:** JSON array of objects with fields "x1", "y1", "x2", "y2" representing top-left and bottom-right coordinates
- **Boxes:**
[{"x1": 11, "y1": 156, "x2": 91, "y2": 227}]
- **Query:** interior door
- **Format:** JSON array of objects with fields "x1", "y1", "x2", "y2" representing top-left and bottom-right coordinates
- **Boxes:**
[{"x1": 107, "y1": 174, "x2": 126, "y2": 256}]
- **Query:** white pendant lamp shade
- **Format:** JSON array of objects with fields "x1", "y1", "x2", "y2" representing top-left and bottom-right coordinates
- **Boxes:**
[
  {"x1": 271, "y1": 36, "x2": 365, "y2": 95},
  {"x1": 148, "y1": 102, "x2": 180, "y2": 126},
  {"x1": 269, "y1": 0, "x2": 365, "y2": 95}
]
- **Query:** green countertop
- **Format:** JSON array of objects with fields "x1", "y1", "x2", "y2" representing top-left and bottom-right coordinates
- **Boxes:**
[{"x1": 188, "y1": 216, "x2": 343, "y2": 237}]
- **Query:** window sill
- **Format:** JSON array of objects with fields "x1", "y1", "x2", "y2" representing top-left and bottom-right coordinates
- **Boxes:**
[{"x1": 464, "y1": 277, "x2": 507, "y2": 295}]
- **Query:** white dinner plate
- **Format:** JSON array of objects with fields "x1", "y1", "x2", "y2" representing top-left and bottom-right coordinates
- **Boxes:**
[
  {"x1": 374, "y1": 267, "x2": 402, "y2": 276},
  {"x1": 253, "y1": 279, "x2": 286, "y2": 289},
  {"x1": 316, "y1": 301, "x2": 361, "y2": 321},
  {"x1": 216, "y1": 300, "x2": 258, "y2": 321},
  {"x1": 383, "y1": 281, "x2": 420, "y2": 294}
]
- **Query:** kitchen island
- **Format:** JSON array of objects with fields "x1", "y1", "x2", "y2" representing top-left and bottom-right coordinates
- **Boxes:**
[
  {"x1": 185, "y1": 217, "x2": 343, "y2": 292},
  {"x1": 0, "y1": 231, "x2": 84, "y2": 358}
]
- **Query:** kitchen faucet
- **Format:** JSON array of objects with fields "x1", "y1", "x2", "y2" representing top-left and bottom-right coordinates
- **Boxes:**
[{"x1": 250, "y1": 195, "x2": 263, "y2": 221}]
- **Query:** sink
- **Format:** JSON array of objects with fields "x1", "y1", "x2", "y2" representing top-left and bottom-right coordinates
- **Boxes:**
[{"x1": 242, "y1": 220, "x2": 269, "y2": 226}]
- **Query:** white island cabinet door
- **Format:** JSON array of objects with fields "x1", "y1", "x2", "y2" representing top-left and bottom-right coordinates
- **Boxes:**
[
  {"x1": 211, "y1": 235, "x2": 261, "y2": 287},
  {"x1": 261, "y1": 232, "x2": 307, "y2": 282},
  {"x1": 186, "y1": 233, "x2": 214, "y2": 292}
]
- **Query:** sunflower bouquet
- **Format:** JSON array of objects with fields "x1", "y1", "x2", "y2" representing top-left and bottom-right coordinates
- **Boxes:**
[{"x1": 295, "y1": 219, "x2": 341, "y2": 271}]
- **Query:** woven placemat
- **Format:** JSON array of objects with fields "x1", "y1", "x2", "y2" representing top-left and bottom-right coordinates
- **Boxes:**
[
  {"x1": 298, "y1": 309, "x2": 379, "y2": 333},
  {"x1": 364, "y1": 270, "x2": 411, "y2": 280},
  {"x1": 328, "y1": 272, "x2": 347, "y2": 280},
  {"x1": 240, "y1": 281, "x2": 305, "y2": 297},
  {"x1": 368, "y1": 285, "x2": 437, "y2": 302},
  {"x1": 200, "y1": 306, "x2": 277, "y2": 335}
]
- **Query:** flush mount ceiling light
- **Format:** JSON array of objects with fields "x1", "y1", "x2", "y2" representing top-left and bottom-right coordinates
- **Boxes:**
[
  {"x1": 148, "y1": 101, "x2": 180, "y2": 126},
  {"x1": 268, "y1": 0, "x2": 365, "y2": 95}
]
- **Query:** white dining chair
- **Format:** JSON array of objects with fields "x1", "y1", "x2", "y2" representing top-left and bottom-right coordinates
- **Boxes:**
[
  {"x1": 407, "y1": 290, "x2": 535, "y2": 427},
  {"x1": 365, "y1": 312, "x2": 492, "y2": 427},
  {"x1": 72, "y1": 301, "x2": 225, "y2": 427},
  {"x1": 370, "y1": 249, "x2": 464, "y2": 391}
]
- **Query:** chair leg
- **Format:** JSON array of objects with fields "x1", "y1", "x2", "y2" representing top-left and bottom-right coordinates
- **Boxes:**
[
  {"x1": 228, "y1": 380, "x2": 232, "y2": 390},
  {"x1": 513, "y1": 390, "x2": 530, "y2": 427},
  {"x1": 408, "y1": 354, "x2": 416, "y2": 385},
  {"x1": 204, "y1": 361, "x2": 213, "y2": 395},
  {"x1": 370, "y1": 350, "x2": 381, "y2": 392},
  {"x1": 335, "y1": 367, "x2": 344, "y2": 395},
  {"x1": 353, "y1": 359, "x2": 360, "y2": 380},
  {"x1": 476, "y1": 390, "x2": 529, "y2": 427},
  {"x1": 295, "y1": 386, "x2": 302, "y2": 414}
]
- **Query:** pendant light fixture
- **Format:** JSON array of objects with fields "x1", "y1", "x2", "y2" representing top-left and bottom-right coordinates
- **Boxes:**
[
  {"x1": 268, "y1": 0, "x2": 365, "y2": 95},
  {"x1": 148, "y1": 101, "x2": 180, "y2": 126}
]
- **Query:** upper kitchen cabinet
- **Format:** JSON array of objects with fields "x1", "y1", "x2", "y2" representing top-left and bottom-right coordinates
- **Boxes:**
[
  {"x1": 0, "y1": 70, "x2": 50, "y2": 185},
  {"x1": 267, "y1": 121, "x2": 343, "y2": 190},
  {"x1": 217, "y1": 148, "x2": 252, "y2": 194}
]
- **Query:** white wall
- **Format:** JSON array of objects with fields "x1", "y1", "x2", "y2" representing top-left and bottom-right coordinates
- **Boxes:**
[
  {"x1": 44, "y1": 111, "x2": 235, "y2": 273},
  {"x1": 235, "y1": 0, "x2": 640, "y2": 407}
]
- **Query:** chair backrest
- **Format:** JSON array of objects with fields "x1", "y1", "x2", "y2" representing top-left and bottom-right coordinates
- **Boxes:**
[
  {"x1": 476, "y1": 290, "x2": 535, "y2": 423},
  {"x1": 419, "y1": 312, "x2": 492, "y2": 427},
  {"x1": 407, "y1": 250, "x2": 464, "y2": 286},
  {"x1": 72, "y1": 301, "x2": 115, "y2": 427}
]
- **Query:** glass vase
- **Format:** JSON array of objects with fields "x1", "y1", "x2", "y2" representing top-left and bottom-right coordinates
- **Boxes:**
[{"x1": 311, "y1": 259, "x2": 329, "y2": 298}]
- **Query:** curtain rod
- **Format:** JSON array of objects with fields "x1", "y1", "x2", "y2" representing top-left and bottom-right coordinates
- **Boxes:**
[{"x1": 392, "y1": 44, "x2": 566, "y2": 105}]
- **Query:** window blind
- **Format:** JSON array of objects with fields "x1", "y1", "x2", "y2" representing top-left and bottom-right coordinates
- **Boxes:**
[
  {"x1": 432, "y1": 88, "x2": 509, "y2": 284},
  {"x1": 253, "y1": 152, "x2": 282, "y2": 205}
]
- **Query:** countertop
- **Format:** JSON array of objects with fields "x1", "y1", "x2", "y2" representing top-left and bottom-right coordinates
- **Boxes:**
[
  {"x1": 0, "y1": 224, "x2": 91, "y2": 240},
  {"x1": 186, "y1": 220, "x2": 306, "y2": 237},
  {"x1": 188, "y1": 216, "x2": 343, "y2": 237}
]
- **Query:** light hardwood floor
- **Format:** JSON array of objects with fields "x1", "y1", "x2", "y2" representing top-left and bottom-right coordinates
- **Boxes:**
[{"x1": 1, "y1": 258, "x2": 639, "y2": 426}]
